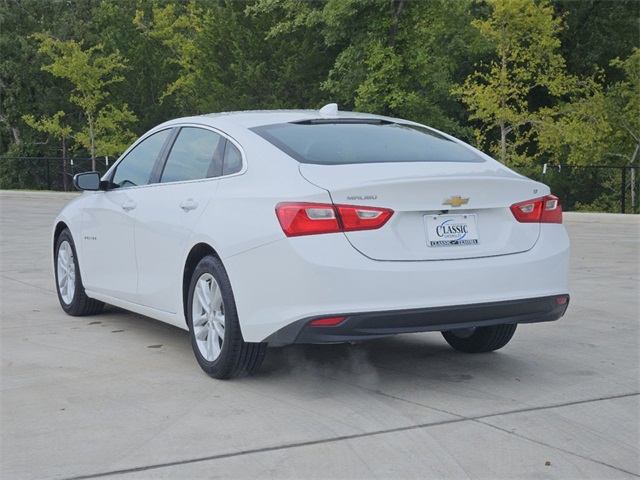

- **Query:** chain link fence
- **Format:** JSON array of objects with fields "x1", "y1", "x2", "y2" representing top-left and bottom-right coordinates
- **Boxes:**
[
  {"x1": 539, "y1": 164, "x2": 639, "y2": 214},
  {"x1": 0, "y1": 156, "x2": 111, "y2": 192}
]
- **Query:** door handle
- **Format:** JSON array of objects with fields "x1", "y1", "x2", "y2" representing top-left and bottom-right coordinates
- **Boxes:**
[
  {"x1": 180, "y1": 199, "x2": 198, "y2": 211},
  {"x1": 121, "y1": 200, "x2": 137, "y2": 211}
]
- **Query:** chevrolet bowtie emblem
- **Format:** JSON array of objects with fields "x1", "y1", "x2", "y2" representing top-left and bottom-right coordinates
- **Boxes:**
[{"x1": 443, "y1": 196, "x2": 469, "y2": 208}]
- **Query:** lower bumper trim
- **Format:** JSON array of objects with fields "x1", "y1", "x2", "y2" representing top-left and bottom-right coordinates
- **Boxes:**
[{"x1": 264, "y1": 295, "x2": 569, "y2": 345}]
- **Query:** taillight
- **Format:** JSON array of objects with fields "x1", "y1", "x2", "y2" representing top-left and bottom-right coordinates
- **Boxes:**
[
  {"x1": 275, "y1": 202, "x2": 393, "y2": 237},
  {"x1": 510, "y1": 195, "x2": 562, "y2": 224}
]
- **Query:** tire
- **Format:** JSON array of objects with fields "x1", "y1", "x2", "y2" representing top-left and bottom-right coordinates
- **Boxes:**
[
  {"x1": 441, "y1": 324, "x2": 517, "y2": 353},
  {"x1": 187, "y1": 255, "x2": 267, "y2": 379},
  {"x1": 54, "y1": 229, "x2": 104, "y2": 316}
]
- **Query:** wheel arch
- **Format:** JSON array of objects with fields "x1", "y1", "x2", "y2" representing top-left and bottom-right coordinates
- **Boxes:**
[
  {"x1": 182, "y1": 243, "x2": 222, "y2": 325},
  {"x1": 53, "y1": 221, "x2": 70, "y2": 257},
  {"x1": 53, "y1": 221, "x2": 105, "y2": 316}
]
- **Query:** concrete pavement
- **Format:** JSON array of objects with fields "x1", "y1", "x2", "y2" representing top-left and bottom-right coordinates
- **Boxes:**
[{"x1": 1, "y1": 191, "x2": 638, "y2": 479}]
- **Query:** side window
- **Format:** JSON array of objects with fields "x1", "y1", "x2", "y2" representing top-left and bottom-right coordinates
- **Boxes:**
[
  {"x1": 111, "y1": 129, "x2": 171, "y2": 188},
  {"x1": 160, "y1": 127, "x2": 223, "y2": 183},
  {"x1": 223, "y1": 141, "x2": 243, "y2": 176}
]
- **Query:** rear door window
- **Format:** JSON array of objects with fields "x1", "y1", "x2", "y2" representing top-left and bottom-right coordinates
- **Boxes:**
[
  {"x1": 160, "y1": 127, "x2": 224, "y2": 183},
  {"x1": 222, "y1": 141, "x2": 243, "y2": 176}
]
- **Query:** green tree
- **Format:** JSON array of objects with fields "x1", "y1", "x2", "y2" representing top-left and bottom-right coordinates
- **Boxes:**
[
  {"x1": 535, "y1": 48, "x2": 639, "y2": 213},
  {"x1": 535, "y1": 80, "x2": 610, "y2": 166},
  {"x1": 1, "y1": 0, "x2": 104, "y2": 189},
  {"x1": 253, "y1": 0, "x2": 485, "y2": 138},
  {"x1": 32, "y1": 33, "x2": 137, "y2": 170},
  {"x1": 22, "y1": 111, "x2": 73, "y2": 190},
  {"x1": 201, "y1": 0, "x2": 332, "y2": 111},
  {"x1": 608, "y1": 48, "x2": 640, "y2": 166},
  {"x1": 555, "y1": 0, "x2": 639, "y2": 84},
  {"x1": 134, "y1": 0, "x2": 332, "y2": 114},
  {"x1": 133, "y1": 1, "x2": 205, "y2": 112},
  {"x1": 605, "y1": 49, "x2": 640, "y2": 212},
  {"x1": 0, "y1": 0, "x2": 96, "y2": 156},
  {"x1": 91, "y1": 0, "x2": 179, "y2": 134},
  {"x1": 452, "y1": 0, "x2": 586, "y2": 165}
]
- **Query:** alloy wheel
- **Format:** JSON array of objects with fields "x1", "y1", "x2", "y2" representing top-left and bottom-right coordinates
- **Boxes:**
[
  {"x1": 192, "y1": 273, "x2": 225, "y2": 362},
  {"x1": 57, "y1": 240, "x2": 76, "y2": 304}
]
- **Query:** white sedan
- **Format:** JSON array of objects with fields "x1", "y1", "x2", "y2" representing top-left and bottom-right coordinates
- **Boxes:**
[{"x1": 53, "y1": 105, "x2": 570, "y2": 379}]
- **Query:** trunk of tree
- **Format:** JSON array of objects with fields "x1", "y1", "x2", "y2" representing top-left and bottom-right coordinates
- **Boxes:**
[
  {"x1": 11, "y1": 125, "x2": 22, "y2": 145},
  {"x1": 88, "y1": 113, "x2": 96, "y2": 171},
  {"x1": 62, "y1": 136, "x2": 69, "y2": 192},
  {"x1": 630, "y1": 142, "x2": 639, "y2": 211},
  {"x1": 0, "y1": 80, "x2": 22, "y2": 146},
  {"x1": 499, "y1": 20, "x2": 507, "y2": 165},
  {"x1": 500, "y1": 120, "x2": 507, "y2": 165},
  {"x1": 0, "y1": 115, "x2": 22, "y2": 146},
  {"x1": 388, "y1": 0, "x2": 405, "y2": 48}
]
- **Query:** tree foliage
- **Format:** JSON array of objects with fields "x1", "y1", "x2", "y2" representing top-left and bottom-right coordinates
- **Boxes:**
[
  {"x1": 608, "y1": 48, "x2": 640, "y2": 164},
  {"x1": 0, "y1": 0, "x2": 95, "y2": 155},
  {"x1": 0, "y1": 0, "x2": 637, "y2": 211},
  {"x1": 134, "y1": 1, "x2": 205, "y2": 109},
  {"x1": 253, "y1": 0, "x2": 485, "y2": 138},
  {"x1": 555, "y1": 0, "x2": 639, "y2": 84},
  {"x1": 452, "y1": 0, "x2": 592, "y2": 165},
  {"x1": 30, "y1": 33, "x2": 137, "y2": 169}
]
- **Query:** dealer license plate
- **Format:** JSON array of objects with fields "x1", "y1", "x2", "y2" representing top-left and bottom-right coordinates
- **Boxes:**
[{"x1": 425, "y1": 214, "x2": 479, "y2": 247}]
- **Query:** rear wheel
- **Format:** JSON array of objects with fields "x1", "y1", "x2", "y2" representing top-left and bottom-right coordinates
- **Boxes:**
[
  {"x1": 54, "y1": 229, "x2": 104, "y2": 316},
  {"x1": 187, "y1": 255, "x2": 266, "y2": 379},
  {"x1": 441, "y1": 324, "x2": 517, "y2": 353}
]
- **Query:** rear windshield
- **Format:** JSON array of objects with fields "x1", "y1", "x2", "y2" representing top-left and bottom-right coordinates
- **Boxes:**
[{"x1": 251, "y1": 120, "x2": 485, "y2": 165}]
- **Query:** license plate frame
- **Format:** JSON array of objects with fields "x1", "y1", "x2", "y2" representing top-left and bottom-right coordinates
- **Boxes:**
[{"x1": 424, "y1": 214, "x2": 479, "y2": 247}]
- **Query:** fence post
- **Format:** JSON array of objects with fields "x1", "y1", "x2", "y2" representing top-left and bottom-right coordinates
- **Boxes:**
[
  {"x1": 621, "y1": 168, "x2": 627, "y2": 214},
  {"x1": 46, "y1": 159, "x2": 51, "y2": 190}
]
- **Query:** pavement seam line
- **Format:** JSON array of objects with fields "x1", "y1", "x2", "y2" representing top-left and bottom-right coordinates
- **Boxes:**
[
  {"x1": 327, "y1": 370, "x2": 639, "y2": 424},
  {"x1": 62, "y1": 392, "x2": 639, "y2": 480},
  {"x1": 62, "y1": 417, "x2": 469, "y2": 480},
  {"x1": 0, "y1": 273, "x2": 56, "y2": 293},
  {"x1": 477, "y1": 419, "x2": 640, "y2": 477},
  {"x1": 474, "y1": 391, "x2": 639, "y2": 421}
]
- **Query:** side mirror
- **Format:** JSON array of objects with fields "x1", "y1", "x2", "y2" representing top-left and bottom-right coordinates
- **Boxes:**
[{"x1": 73, "y1": 172, "x2": 102, "y2": 191}]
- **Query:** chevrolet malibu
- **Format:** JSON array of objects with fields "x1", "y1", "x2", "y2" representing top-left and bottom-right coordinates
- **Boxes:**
[{"x1": 53, "y1": 104, "x2": 570, "y2": 379}]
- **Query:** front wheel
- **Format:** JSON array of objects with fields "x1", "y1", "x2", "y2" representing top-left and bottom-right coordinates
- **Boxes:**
[
  {"x1": 54, "y1": 229, "x2": 104, "y2": 316},
  {"x1": 187, "y1": 255, "x2": 266, "y2": 379},
  {"x1": 441, "y1": 324, "x2": 517, "y2": 353}
]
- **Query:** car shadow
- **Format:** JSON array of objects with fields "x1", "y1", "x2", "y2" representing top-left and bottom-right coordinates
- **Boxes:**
[
  {"x1": 256, "y1": 333, "x2": 531, "y2": 385},
  {"x1": 98, "y1": 306, "x2": 535, "y2": 388}
]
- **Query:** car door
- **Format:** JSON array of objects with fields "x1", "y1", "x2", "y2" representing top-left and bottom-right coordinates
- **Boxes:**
[
  {"x1": 134, "y1": 126, "x2": 227, "y2": 313},
  {"x1": 80, "y1": 128, "x2": 173, "y2": 303}
]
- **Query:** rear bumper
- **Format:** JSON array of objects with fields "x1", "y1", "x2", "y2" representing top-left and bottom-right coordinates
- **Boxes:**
[
  {"x1": 264, "y1": 295, "x2": 570, "y2": 344},
  {"x1": 224, "y1": 224, "x2": 570, "y2": 343}
]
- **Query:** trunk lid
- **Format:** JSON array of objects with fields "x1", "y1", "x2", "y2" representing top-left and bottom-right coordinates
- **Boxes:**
[{"x1": 299, "y1": 163, "x2": 546, "y2": 261}]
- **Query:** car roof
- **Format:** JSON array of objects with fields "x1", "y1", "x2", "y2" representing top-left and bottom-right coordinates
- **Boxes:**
[{"x1": 155, "y1": 105, "x2": 414, "y2": 130}]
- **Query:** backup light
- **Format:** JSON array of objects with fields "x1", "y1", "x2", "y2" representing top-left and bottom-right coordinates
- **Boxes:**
[
  {"x1": 275, "y1": 203, "x2": 341, "y2": 236},
  {"x1": 306, "y1": 208, "x2": 336, "y2": 220},
  {"x1": 356, "y1": 210, "x2": 381, "y2": 219},
  {"x1": 510, "y1": 195, "x2": 562, "y2": 224}
]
